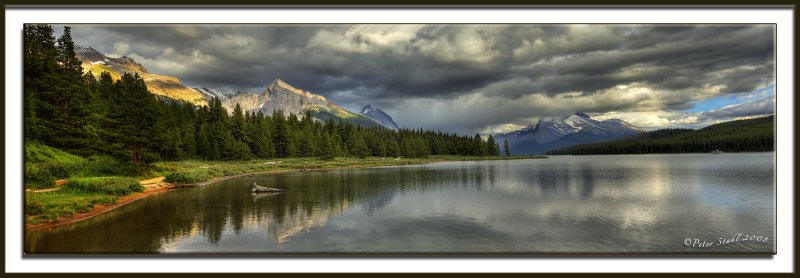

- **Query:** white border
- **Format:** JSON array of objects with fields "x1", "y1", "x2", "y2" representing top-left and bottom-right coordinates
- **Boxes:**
[{"x1": 5, "y1": 8, "x2": 794, "y2": 273}]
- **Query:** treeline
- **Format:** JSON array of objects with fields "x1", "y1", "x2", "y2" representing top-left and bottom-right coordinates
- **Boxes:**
[
  {"x1": 547, "y1": 116, "x2": 774, "y2": 155},
  {"x1": 24, "y1": 24, "x2": 501, "y2": 168}
]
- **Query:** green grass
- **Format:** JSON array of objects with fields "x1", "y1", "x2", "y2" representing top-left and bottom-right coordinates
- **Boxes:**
[
  {"x1": 24, "y1": 142, "x2": 133, "y2": 189},
  {"x1": 158, "y1": 155, "x2": 539, "y2": 184},
  {"x1": 25, "y1": 191, "x2": 118, "y2": 224},
  {"x1": 62, "y1": 177, "x2": 145, "y2": 196},
  {"x1": 85, "y1": 64, "x2": 121, "y2": 80}
]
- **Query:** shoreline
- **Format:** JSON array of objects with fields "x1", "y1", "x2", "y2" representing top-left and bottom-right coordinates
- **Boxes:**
[
  {"x1": 24, "y1": 156, "x2": 541, "y2": 232},
  {"x1": 24, "y1": 167, "x2": 315, "y2": 232}
]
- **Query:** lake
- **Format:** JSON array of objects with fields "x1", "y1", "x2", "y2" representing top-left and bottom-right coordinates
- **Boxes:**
[{"x1": 25, "y1": 153, "x2": 776, "y2": 254}]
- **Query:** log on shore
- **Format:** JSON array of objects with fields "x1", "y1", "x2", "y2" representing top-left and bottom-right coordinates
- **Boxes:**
[{"x1": 251, "y1": 182, "x2": 286, "y2": 193}]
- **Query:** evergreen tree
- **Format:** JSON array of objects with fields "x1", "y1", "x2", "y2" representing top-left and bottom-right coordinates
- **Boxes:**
[
  {"x1": 230, "y1": 103, "x2": 248, "y2": 143},
  {"x1": 272, "y1": 110, "x2": 289, "y2": 157},
  {"x1": 109, "y1": 73, "x2": 162, "y2": 167},
  {"x1": 350, "y1": 132, "x2": 369, "y2": 159},
  {"x1": 319, "y1": 132, "x2": 336, "y2": 160},
  {"x1": 504, "y1": 140, "x2": 511, "y2": 156},
  {"x1": 473, "y1": 133, "x2": 487, "y2": 156},
  {"x1": 486, "y1": 135, "x2": 498, "y2": 156}
]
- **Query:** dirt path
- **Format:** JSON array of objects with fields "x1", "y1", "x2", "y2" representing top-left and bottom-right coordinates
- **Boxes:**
[
  {"x1": 26, "y1": 188, "x2": 59, "y2": 193},
  {"x1": 139, "y1": 176, "x2": 165, "y2": 185},
  {"x1": 26, "y1": 176, "x2": 167, "y2": 194}
]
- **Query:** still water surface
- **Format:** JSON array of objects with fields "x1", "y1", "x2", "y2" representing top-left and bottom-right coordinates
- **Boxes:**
[{"x1": 25, "y1": 153, "x2": 775, "y2": 254}]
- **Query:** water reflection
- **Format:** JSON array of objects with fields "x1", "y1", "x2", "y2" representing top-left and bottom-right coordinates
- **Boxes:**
[{"x1": 25, "y1": 153, "x2": 775, "y2": 253}]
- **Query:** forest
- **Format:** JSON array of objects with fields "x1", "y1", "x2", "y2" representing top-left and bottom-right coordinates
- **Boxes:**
[
  {"x1": 23, "y1": 24, "x2": 503, "y2": 173},
  {"x1": 547, "y1": 115, "x2": 774, "y2": 155}
]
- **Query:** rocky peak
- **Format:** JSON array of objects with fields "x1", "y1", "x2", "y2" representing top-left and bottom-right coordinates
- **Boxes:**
[
  {"x1": 361, "y1": 104, "x2": 377, "y2": 114},
  {"x1": 108, "y1": 56, "x2": 148, "y2": 74},
  {"x1": 74, "y1": 45, "x2": 106, "y2": 63},
  {"x1": 264, "y1": 78, "x2": 327, "y2": 102},
  {"x1": 359, "y1": 104, "x2": 400, "y2": 130}
]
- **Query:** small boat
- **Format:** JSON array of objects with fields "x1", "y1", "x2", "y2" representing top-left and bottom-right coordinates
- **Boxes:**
[
  {"x1": 250, "y1": 182, "x2": 286, "y2": 193},
  {"x1": 711, "y1": 150, "x2": 724, "y2": 154}
]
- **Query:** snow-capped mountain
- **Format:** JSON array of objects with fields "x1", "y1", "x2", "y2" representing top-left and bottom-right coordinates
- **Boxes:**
[
  {"x1": 495, "y1": 112, "x2": 642, "y2": 155},
  {"x1": 214, "y1": 79, "x2": 385, "y2": 128},
  {"x1": 360, "y1": 104, "x2": 400, "y2": 130},
  {"x1": 75, "y1": 46, "x2": 207, "y2": 106}
]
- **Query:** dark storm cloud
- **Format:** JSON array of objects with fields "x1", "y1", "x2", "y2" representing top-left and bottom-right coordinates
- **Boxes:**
[{"x1": 62, "y1": 24, "x2": 775, "y2": 134}]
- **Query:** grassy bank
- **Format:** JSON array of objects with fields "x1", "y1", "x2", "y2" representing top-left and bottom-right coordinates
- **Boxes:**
[
  {"x1": 25, "y1": 148, "x2": 540, "y2": 225},
  {"x1": 155, "y1": 155, "x2": 538, "y2": 184},
  {"x1": 24, "y1": 141, "x2": 136, "y2": 189},
  {"x1": 25, "y1": 176, "x2": 145, "y2": 224}
]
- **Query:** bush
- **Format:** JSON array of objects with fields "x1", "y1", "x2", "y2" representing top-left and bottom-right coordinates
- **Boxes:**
[
  {"x1": 24, "y1": 142, "x2": 138, "y2": 189},
  {"x1": 62, "y1": 177, "x2": 144, "y2": 196},
  {"x1": 164, "y1": 170, "x2": 213, "y2": 184},
  {"x1": 25, "y1": 196, "x2": 46, "y2": 215}
]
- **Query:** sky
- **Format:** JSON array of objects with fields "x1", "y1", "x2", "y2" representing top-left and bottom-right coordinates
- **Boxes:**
[{"x1": 58, "y1": 24, "x2": 776, "y2": 135}]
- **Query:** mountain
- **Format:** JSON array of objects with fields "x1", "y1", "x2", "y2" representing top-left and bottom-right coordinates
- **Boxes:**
[
  {"x1": 360, "y1": 104, "x2": 400, "y2": 130},
  {"x1": 75, "y1": 46, "x2": 384, "y2": 128},
  {"x1": 217, "y1": 79, "x2": 385, "y2": 128},
  {"x1": 547, "y1": 115, "x2": 774, "y2": 155},
  {"x1": 494, "y1": 112, "x2": 642, "y2": 155},
  {"x1": 75, "y1": 46, "x2": 207, "y2": 106}
]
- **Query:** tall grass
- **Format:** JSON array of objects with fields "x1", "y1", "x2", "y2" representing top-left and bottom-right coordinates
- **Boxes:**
[
  {"x1": 62, "y1": 177, "x2": 144, "y2": 196},
  {"x1": 25, "y1": 191, "x2": 118, "y2": 224},
  {"x1": 24, "y1": 142, "x2": 132, "y2": 189}
]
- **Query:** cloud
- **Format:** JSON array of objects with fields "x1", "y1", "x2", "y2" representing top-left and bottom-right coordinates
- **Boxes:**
[
  {"x1": 702, "y1": 96, "x2": 776, "y2": 120},
  {"x1": 112, "y1": 42, "x2": 130, "y2": 56},
  {"x1": 59, "y1": 24, "x2": 775, "y2": 134}
]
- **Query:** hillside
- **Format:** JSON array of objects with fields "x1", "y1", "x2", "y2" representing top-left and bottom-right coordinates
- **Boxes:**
[
  {"x1": 76, "y1": 46, "x2": 208, "y2": 106},
  {"x1": 547, "y1": 115, "x2": 774, "y2": 155}
]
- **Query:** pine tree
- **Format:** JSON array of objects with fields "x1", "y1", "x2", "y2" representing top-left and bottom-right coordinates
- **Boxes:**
[
  {"x1": 272, "y1": 110, "x2": 289, "y2": 157},
  {"x1": 351, "y1": 132, "x2": 369, "y2": 159},
  {"x1": 503, "y1": 140, "x2": 511, "y2": 156},
  {"x1": 486, "y1": 135, "x2": 498, "y2": 156},
  {"x1": 109, "y1": 73, "x2": 162, "y2": 167},
  {"x1": 230, "y1": 103, "x2": 248, "y2": 143},
  {"x1": 319, "y1": 132, "x2": 336, "y2": 160}
]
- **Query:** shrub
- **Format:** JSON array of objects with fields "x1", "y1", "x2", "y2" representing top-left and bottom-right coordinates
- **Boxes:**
[
  {"x1": 25, "y1": 196, "x2": 46, "y2": 215},
  {"x1": 164, "y1": 170, "x2": 213, "y2": 184},
  {"x1": 63, "y1": 177, "x2": 144, "y2": 196},
  {"x1": 24, "y1": 142, "x2": 137, "y2": 189}
]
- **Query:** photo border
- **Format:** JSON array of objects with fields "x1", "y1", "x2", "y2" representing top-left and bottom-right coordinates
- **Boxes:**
[{"x1": 3, "y1": 3, "x2": 796, "y2": 274}]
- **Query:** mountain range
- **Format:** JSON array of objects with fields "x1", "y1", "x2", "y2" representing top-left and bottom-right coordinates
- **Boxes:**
[
  {"x1": 76, "y1": 46, "x2": 399, "y2": 129},
  {"x1": 494, "y1": 113, "x2": 643, "y2": 155},
  {"x1": 77, "y1": 45, "x2": 643, "y2": 145}
]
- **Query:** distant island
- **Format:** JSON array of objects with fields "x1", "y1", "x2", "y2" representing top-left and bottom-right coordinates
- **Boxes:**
[{"x1": 546, "y1": 115, "x2": 774, "y2": 155}]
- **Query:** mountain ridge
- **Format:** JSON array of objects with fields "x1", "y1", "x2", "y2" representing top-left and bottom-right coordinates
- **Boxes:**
[
  {"x1": 494, "y1": 113, "x2": 642, "y2": 155},
  {"x1": 547, "y1": 115, "x2": 774, "y2": 155}
]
